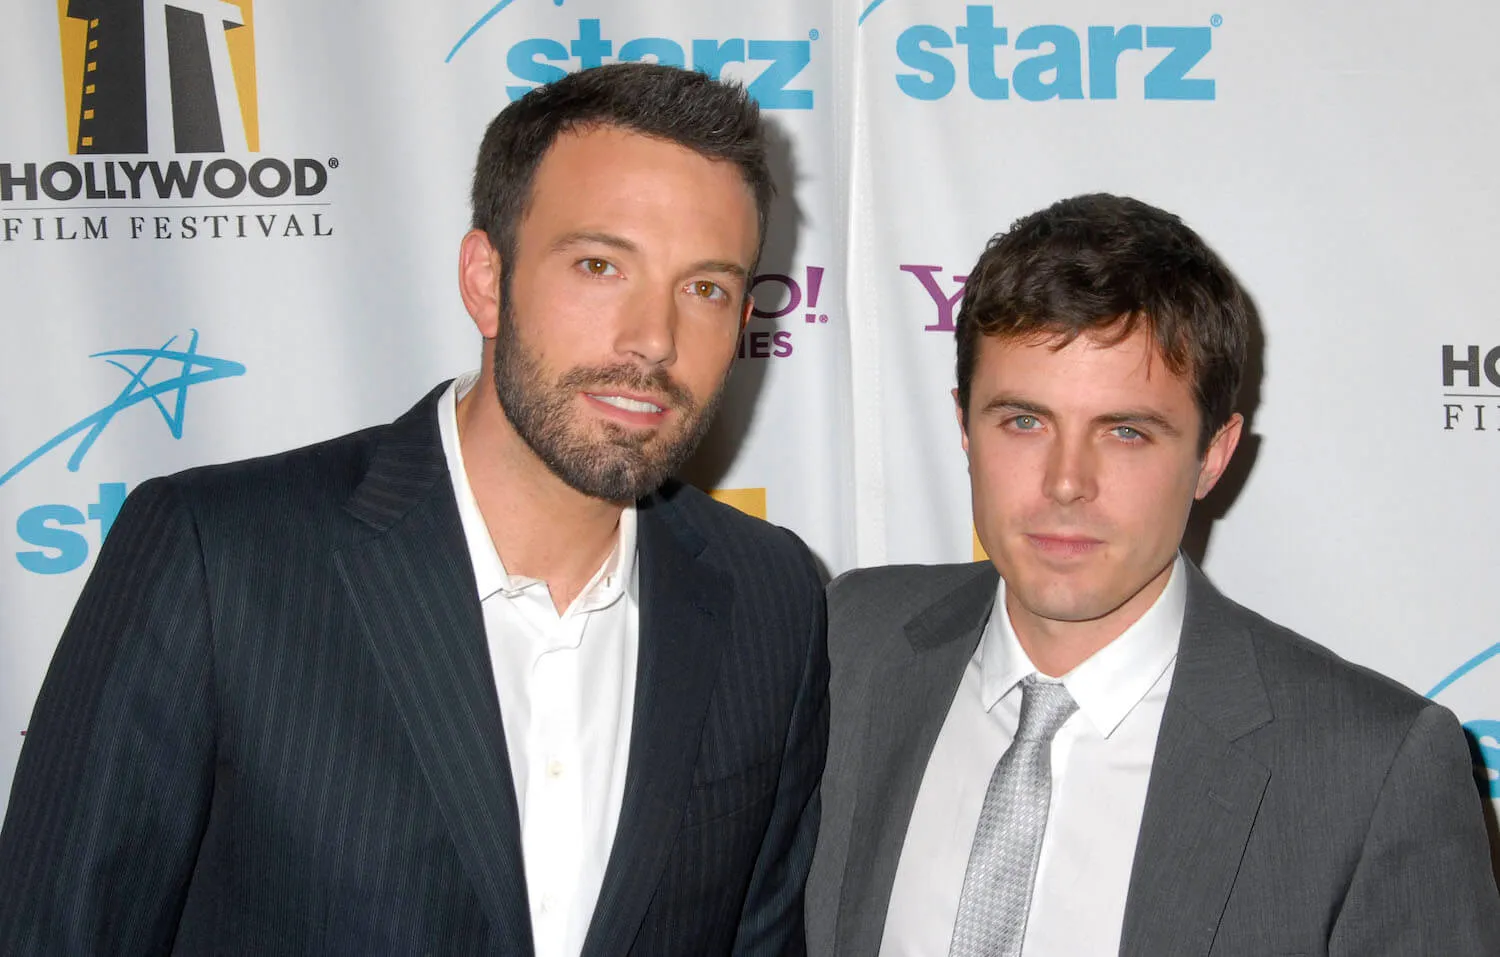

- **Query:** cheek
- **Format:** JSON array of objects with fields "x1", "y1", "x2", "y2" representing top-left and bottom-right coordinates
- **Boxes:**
[
  {"x1": 971, "y1": 431, "x2": 1040, "y2": 482},
  {"x1": 1107, "y1": 458, "x2": 1200, "y2": 538},
  {"x1": 968, "y1": 447, "x2": 1033, "y2": 522},
  {"x1": 679, "y1": 324, "x2": 739, "y2": 388},
  {"x1": 519, "y1": 261, "x2": 620, "y2": 318},
  {"x1": 519, "y1": 296, "x2": 613, "y2": 369}
]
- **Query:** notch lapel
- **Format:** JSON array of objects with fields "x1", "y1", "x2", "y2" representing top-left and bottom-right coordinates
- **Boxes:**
[
  {"x1": 334, "y1": 386, "x2": 534, "y2": 955},
  {"x1": 1120, "y1": 561, "x2": 1274, "y2": 957},
  {"x1": 835, "y1": 565, "x2": 998, "y2": 957},
  {"x1": 581, "y1": 488, "x2": 732, "y2": 957}
]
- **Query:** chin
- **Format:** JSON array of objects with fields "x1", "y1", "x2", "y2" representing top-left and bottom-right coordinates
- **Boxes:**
[{"x1": 1014, "y1": 579, "x2": 1117, "y2": 623}]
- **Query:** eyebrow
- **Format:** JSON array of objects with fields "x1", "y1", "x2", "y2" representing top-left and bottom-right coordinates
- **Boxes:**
[
  {"x1": 980, "y1": 396, "x2": 1053, "y2": 418},
  {"x1": 979, "y1": 395, "x2": 1184, "y2": 436},
  {"x1": 1095, "y1": 410, "x2": 1183, "y2": 437},
  {"x1": 551, "y1": 230, "x2": 638, "y2": 255},
  {"x1": 689, "y1": 259, "x2": 750, "y2": 281}
]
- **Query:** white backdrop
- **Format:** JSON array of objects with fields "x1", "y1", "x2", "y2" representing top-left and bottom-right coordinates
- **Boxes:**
[{"x1": 2, "y1": 0, "x2": 1496, "y2": 838}]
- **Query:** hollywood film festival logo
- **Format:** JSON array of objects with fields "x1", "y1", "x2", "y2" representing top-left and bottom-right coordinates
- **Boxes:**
[
  {"x1": 1434, "y1": 345, "x2": 1500, "y2": 795},
  {"x1": 2, "y1": 331, "x2": 244, "y2": 576},
  {"x1": 1441, "y1": 343, "x2": 1500, "y2": 433},
  {"x1": 1, "y1": 0, "x2": 335, "y2": 245}
]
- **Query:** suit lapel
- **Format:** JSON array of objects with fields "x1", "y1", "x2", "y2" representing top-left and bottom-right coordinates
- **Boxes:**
[
  {"x1": 334, "y1": 385, "x2": 534, "y2": 955},
  {"x1": 836, "y1": 565, "x2": 998, "y2": 957},
  {"x1": 1120, "y1": 561, "x2": 1274, "y2": 957},
  {"x1": 581, "y1": 486, "x2": 732, "y2": 957}
]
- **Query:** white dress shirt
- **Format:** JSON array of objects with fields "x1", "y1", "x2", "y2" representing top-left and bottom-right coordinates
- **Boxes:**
[
  {"x1": 438, "y1": 373, "x2": 639, "y2": 957},
  {"x1": 880, "y1": 557, "x2": 1187, "y2": 957}
]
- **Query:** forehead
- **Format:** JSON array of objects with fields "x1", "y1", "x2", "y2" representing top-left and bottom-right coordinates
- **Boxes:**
[
  {"x1": 973, "y1": 327, "x2": 1197, "y2": 415},
  {"x1": 522, "y1": 125, "x2": 758, "y2": 249}
]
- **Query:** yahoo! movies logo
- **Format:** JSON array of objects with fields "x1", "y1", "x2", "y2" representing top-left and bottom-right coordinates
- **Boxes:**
[
  {"x1": 739, "y1": 266, "x2": 830, "y2": 360},
  {"x1": 861, "y1": 2, "x2": 1219, "y2": 102},
  {"x1": 2, "y1": 331, "x2": 244, "y2": 575},
  {"x1": 901, "y1": 263, "x2": 968, "y2": 333},
  {"x1": 445, "y1": 1, "x2": 817, "y2": 109}
]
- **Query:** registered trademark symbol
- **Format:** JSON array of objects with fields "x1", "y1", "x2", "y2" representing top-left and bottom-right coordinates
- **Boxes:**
[
  {"x1": 809, "y1": 29, "x2": 820, "y2": 41},
  {"x1": 328, "y1": 157, "x2": 340, "y2": 169},
  {"x1": 1210, "y1": 14, "x2": 1223, "y2": 27}
]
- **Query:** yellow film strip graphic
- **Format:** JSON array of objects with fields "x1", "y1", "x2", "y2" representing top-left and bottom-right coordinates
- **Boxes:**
[{"x1": 56, "y1": 0, "x2": 260, "y2": 154}]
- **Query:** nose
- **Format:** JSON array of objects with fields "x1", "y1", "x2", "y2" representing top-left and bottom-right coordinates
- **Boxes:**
[
  {"x1": 1043, "y1": 432, "x2": 1098, "y2": 506},
  {"x1": 612, "y1": 281, "x2": 677, "y2": 368}
]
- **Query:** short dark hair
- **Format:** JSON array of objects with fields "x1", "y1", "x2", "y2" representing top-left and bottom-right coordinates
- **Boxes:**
[
  {"x1": 954, "y1": 193, "x2": 1250, "y2": 451},
  {"x1": 470, "y1": 63, "x2": 774, "y2": 273}
]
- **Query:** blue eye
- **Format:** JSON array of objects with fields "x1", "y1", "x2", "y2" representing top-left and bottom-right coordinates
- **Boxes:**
[
  {"x1": 1013, "y1": 415, "x2": 1040, "y2": 430},
  {"x1": 1113, "y1": 426, "x2": 1143, "y2": 441}
]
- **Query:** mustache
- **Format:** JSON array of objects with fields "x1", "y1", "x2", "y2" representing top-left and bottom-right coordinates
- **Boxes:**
[{"x1": 558, "y1": 363, "x2": 694, "y2": 410}]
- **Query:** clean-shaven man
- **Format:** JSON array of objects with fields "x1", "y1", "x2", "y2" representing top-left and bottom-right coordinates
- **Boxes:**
[
  {"x1": 0, "y1": 64, "x2": 828, "y2": 956},
  {"x1": 807, "y1": 193, "x2": 1499, "y2": 956}
]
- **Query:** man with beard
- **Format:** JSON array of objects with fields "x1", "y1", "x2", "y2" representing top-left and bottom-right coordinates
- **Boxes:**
[{"x1": 0, "y1": 64, "x2": 828, "y2": 957}]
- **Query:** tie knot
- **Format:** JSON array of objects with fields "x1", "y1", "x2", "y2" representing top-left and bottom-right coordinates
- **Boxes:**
[{"x1": 1015, "y1": 675, "x2": 1077, "y2": 743}]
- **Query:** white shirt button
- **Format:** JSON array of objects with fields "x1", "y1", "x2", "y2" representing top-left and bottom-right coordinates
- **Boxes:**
[{"x1": 548, "y1": 760, "x2": 565, "y2": 778}]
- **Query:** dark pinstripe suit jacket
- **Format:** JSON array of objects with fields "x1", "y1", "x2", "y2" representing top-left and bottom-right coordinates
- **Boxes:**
[{"x1": 0, "y1": 384, "x2": 830, "y2": 956}]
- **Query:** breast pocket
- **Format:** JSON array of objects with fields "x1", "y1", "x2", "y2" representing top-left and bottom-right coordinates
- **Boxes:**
[{"x1": 681, "y1": 757, "x2": 780, "y2": 829}]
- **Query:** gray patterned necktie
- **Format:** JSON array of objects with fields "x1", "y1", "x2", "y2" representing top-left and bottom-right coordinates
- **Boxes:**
[{"x1": 949, "y1": 675, "x2": 1078, "y2": 957}]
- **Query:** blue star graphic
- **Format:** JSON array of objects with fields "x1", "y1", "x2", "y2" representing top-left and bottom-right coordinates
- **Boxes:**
[{"x1": 0, "y1": 330, "x2": 246, "y2": 489}]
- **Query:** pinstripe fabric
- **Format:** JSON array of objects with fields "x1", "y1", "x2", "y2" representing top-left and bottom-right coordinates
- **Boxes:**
[{"x1": 0, "y1": 383, "x2": 829, "y2": 957}]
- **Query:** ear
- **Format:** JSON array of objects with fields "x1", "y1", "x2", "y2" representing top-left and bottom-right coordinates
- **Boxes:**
[
  {"x1": 739, "y1": 293, "x2": 754, "y2": 332},
  {"x1": 458, "y1": 228, "x2": 503, "y2": 338},
  {"x1": 1194, "y1": 412, "x2": 1244, "y2": 499},
  {"x1": 953, "y1": 387, "x2": 970, "y2": 454}
]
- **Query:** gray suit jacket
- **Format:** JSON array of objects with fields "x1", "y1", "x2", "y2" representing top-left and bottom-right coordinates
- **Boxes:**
[{"x1": 807, "y1": 559, "x2": 1500, "y2": 956}]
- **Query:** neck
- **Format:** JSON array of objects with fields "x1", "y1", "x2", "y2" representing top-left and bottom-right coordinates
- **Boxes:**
[
  {"x1": 1007, "y1": 559, "x2": 1175, "y2": 677},
  {"x1": 456, "y1": 376, "x2": 625, "y2": 612}
]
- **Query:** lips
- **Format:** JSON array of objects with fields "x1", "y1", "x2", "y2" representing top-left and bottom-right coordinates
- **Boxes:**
[
  {"x1": 587, "y1": 393, "x2": 664, "y2": 414},
  {"x1": 582, "y1": 390, "x2": 670, "y2": 425},
  {"x1": 1025, "y1": 533, "x2": 1104, "y2": 559}
]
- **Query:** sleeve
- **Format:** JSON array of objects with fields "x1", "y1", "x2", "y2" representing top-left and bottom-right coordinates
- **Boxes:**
[
  {"x1": 1329, "y1": 702, "x2": 1500, "y2": 955},
  {"x1": 730, "y1": 536, "x2": 831, "y2": 957},
  {"x1": 0, "y1": 477, "x2": 217, "y2": 955}
]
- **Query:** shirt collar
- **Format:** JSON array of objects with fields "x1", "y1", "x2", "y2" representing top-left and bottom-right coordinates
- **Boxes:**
[
  {"x1": 437, "y1": 372, "x2": 636, "y2": 614},
  {"x1": 979, "y1": 554, "x2": 1186, "y2": 739}
]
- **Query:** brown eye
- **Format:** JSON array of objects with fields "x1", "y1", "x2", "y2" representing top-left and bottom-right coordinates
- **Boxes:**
[
  {"x1": 691, "y1": 280, "x2": 727, "y2": 301},
  {"x1": 579, "y1": 258, "x2": 617, "y2": 276}
]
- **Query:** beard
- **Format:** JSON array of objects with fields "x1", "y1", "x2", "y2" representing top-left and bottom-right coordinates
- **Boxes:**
[{"x1": 491, "y1": 297, "x2": 729, "y2": 502}]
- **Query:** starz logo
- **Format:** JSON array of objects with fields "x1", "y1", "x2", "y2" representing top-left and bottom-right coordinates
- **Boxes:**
[{"x1": 4, "y1": 331, "x2": 246, "y2": 576}]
